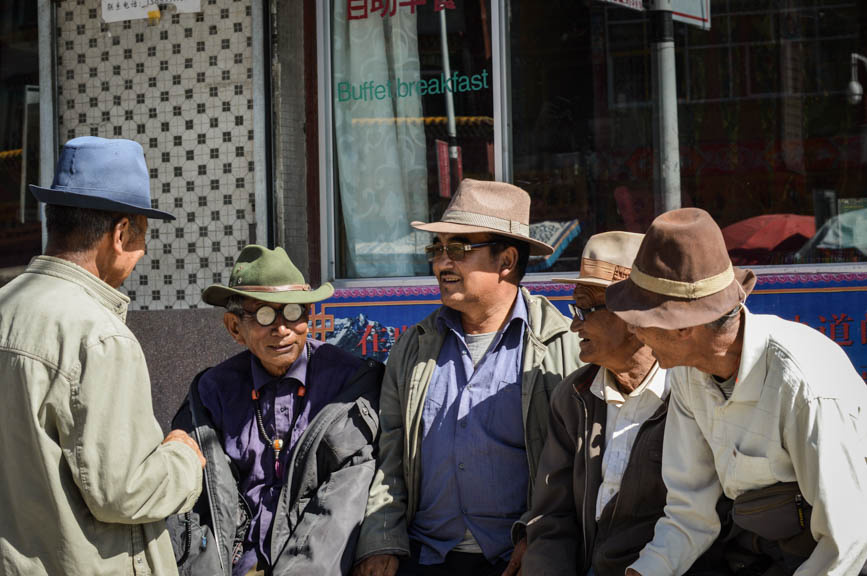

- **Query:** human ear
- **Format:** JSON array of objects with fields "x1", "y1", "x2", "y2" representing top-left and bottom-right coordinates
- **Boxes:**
[
  {"x1": 500, "y1": 245, "x2": 518, "y2": 276},
  {"x1": 223, "y1": 312, "x2": 246, "y2": 346},
  {"x1": 112, "y1": 217, "x2": 131, "y2": 254}
]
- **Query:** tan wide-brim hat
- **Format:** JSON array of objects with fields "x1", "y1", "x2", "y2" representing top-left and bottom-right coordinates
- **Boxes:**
[
  {"x1": 553, "y1": 231, "x2": 644, "y2": 288},
  {"x1": 606, "y1": 208, "x2": 757, "y2": 330},
  {"x1": 411, "y1": 179, "x2": 554, "y2": 256}
]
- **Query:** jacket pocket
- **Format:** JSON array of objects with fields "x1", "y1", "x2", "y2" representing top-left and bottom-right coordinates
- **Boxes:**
[
  {"x1": 726, "y1": 448, "x2": 777, "y2": 496},
  {"x1": 168, "y1": 511, "x2": 223, "y2": 576}
]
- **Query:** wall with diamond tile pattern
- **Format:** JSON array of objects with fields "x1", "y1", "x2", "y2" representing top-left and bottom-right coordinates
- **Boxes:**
[{"x1": 55, "y1": 0, "x2": 259, "y2": 310}]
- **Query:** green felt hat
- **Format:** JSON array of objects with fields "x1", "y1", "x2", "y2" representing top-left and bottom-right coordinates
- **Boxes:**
[{"x1": 202, "y1": 244, "x2": 334, "y2": 307}]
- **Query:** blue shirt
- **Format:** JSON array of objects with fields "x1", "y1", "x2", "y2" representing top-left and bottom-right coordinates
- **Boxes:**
[
  {"x1": 409, "y1": 293, "x2": 529, "y2": 565},
  {"x1": 198, "y1": 339, "x2": 362, "y2": 575}
]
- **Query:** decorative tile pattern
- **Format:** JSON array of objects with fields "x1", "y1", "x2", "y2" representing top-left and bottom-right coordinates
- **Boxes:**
[{"x1": 56, "y1": 0, "x2": 257, "y2": 310}]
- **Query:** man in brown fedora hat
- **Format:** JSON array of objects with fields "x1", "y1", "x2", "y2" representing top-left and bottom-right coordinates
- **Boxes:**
[
  {"x1": 353, "y1": 179, "x2": 582, "y2": 576},
  {"x1": 604, "y1": 209, "x2": 867, "y2": 576},
  {"x1": 167, "y1": 245, "x2": 385, "y2": 576}
]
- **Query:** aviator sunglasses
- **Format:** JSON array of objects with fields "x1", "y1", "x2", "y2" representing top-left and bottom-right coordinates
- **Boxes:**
[
  {"x1": 424, "y1": 241, "x2": 497, "y2": 262},
  {"x1": 568, "y1": 303, "x2": 606, "y2": 321},
  {"x1": 240, "y1": 303, "x2": 308, "y2": 326}
]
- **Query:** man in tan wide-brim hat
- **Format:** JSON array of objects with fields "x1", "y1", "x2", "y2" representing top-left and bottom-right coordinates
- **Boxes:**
[
  {"x1": 605, "y1": 209, "x2": 867, "y2": 576},
  {"x1": 353, "y1": 179, "x2": 582, "y2": 576}
]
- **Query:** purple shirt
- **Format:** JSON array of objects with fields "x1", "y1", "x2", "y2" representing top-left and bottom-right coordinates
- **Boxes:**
[{"x1": 198, "y1": 339, "x2": 362, "y2": 575}]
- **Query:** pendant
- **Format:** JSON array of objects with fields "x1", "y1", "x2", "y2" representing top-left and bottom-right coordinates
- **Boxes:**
[{"x1": 273, "y1": 438, "x2": 284, "y2": 478}]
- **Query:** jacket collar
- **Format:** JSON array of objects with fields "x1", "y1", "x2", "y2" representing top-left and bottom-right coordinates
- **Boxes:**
[{"x1": 26, "y1": 255, "x2": 130, "y2": 322}]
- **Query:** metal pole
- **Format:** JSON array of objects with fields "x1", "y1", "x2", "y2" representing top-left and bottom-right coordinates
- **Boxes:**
[
  {"x1": 439, "y1": 10, "x2": 459, "y2": 192},
  {"x1": 650, "y1": 3, "x2": 681, "y2": 215}
]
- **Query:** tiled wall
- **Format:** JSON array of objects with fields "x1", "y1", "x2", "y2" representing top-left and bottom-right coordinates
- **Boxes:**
[{"x1": 55, "y1": 0, "x2": 258, "y2": 310}]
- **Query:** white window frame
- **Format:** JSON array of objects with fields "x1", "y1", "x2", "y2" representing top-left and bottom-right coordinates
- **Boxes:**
[{"x1": 316, "y1": 0, "x2": 867, "y2": 284}]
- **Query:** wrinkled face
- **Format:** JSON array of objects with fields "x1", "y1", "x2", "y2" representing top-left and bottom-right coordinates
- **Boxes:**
[
  {"x1": 225, "y1": 299, "x2": 309, "y2": 377},
  {"x1": 431, "y1": 232, "x2": 503, "y2": 313},
  {"x1": 627, "y1": 324, "x2": 685, "y2": 369},
  {"x1": 570, "y1": 284, "x2": 631, "y2": 365}
]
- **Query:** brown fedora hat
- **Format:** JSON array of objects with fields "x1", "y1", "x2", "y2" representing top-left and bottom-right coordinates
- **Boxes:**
[
  {"x1": 553, "y1": 231, "x2": 644, "y2": 287},
  {"x1": 606, "y1": 208, "x2": 757, "y2": 330},
  {"x1": 411, "y1": 179, "x2": 554, "y2": 256}
]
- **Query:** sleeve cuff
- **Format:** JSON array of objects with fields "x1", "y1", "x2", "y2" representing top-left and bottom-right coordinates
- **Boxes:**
[{"x1": 628, "y1": 549, "x2": 675, "y2": 576}]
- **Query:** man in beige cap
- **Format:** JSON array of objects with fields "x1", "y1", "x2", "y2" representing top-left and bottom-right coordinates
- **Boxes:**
[
  {"x1": 353, "y1": 179, "x2": 582, "y2": 576},
  {"x1": 606, "y1": 208, "x2": 867, "y2": 576},
  {"x1": 522, "y1": 230, "x2": 676, "y2": 576}
]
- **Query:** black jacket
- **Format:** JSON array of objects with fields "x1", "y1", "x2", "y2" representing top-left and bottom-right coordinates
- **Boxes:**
[{"x1": 168, "y1": 344, "x2": 384, "y2": 576}]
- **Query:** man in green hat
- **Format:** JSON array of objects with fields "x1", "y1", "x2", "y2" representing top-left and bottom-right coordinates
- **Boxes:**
[{"x1": 168, "y1": 245, "x2": 385, "y2": 576}]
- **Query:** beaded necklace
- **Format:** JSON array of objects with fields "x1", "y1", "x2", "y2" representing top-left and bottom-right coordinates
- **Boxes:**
[{"x1": 250, "y1": 341, "x2": 310, "y2": 478}]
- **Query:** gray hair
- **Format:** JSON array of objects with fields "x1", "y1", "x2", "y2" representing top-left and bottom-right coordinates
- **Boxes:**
[
  {"x1": 224, "y1": 295, "x2": 248, "y2": 316},
  {"x1": 704, "y1": 303, "x2": 743, "y2": 333}
]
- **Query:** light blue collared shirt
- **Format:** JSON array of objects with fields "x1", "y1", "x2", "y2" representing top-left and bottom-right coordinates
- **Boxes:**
[{"x1": 409, "y1": 292, "x2": 529, "y2": 565}]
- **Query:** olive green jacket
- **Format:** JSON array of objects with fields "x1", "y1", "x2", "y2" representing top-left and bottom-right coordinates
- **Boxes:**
[
  {"x1": 356, "y1": 288, "x2": 582, "y2": 560},
  {"x1": 0, "y1": 256, "x2": 202, "y2": 576}
]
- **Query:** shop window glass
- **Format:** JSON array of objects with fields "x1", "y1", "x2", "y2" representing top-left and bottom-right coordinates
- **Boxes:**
[
  {"x1": 330, "y1": 0, "x2": 493, "y2": 278},
  {"x1": 0, "y1": 0, "x2": 40, "y2": 272},
  {"x1": 509, "y1": 0, "x2": 867, "y2": 269}
]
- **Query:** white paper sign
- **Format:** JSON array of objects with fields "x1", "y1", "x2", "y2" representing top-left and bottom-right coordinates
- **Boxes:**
[{"x1": 101, "y1": 0, "x2": 201, "y2": 23}]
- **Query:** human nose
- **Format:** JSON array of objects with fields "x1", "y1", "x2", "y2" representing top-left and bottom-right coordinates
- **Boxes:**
[{"x1": 570, "y1": 313, "x2": 583, "y2": 333}]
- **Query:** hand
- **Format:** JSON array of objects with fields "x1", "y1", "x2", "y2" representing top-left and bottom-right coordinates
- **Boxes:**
[
  {"x1": 500, "y1": 537, "x2": 526, "y2": 576},
  {"x1": 352, "y1": 554, "x2": 399, "y2": 576},
  {"x1": 625, "y1": 569, "x2": 642, "y2": 576},
  {"x1": 163, "y1": 429, "x2": 206, "y2": 469}
]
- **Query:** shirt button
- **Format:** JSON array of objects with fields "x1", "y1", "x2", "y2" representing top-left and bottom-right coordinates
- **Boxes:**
[
  {"x1": 280, "y1": 406, "x2": 288, "y2": 413},
  {"x1": 458, "y1": 462, "x2": 465, "y2": 470}
]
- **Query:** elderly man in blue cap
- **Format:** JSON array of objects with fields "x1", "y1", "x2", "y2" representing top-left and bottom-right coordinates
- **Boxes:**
[{"x1": 0, "y1": 137, "x2": 205, "y2": 576}]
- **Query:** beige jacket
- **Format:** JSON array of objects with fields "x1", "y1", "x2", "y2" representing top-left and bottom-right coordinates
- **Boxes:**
[
  {"x1": 630, "y1": 308, "x2": 867, "y2": 576},
  {"x1": 356, "y1": 288, "x2": 582, "y2": 560},
  {"x1": 0, "y1": 256, "x2": 202, "y2": 576}
]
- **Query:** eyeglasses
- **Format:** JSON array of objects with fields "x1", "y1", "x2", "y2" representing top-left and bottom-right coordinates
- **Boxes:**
[
  {"x1": 568, "y1": 303, "x2": 606, "y2": 321},
  {"x1": 240, "y1": 303, "x2": 307, "y2": 327},
  {"x1": 424, "y1": 241, "x2": 497, "y2": 262}
]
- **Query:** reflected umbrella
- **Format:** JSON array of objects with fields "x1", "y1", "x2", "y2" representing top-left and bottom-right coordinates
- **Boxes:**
[{"x1": 722, "y1": 214, "x2": 815, "y2": 265}]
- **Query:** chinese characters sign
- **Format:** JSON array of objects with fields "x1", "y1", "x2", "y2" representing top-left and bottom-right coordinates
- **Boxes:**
[
  {"x1": 347, "y1": 0, "x2": 457, "y2": 21},
  {"x1": 102, "y1": 0, "x2": 201, "y2": 23}
]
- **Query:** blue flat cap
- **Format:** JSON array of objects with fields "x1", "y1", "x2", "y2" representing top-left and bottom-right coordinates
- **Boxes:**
[{"x1": 30, "y1": 136, "x2": 175, "y2": 221}]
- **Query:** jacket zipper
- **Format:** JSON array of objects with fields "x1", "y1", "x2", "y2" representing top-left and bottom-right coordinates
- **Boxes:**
[
  {"x1": 191, "y1": 399, "x2": 225, "y2": 574},
  {"x1": 576, "y1": 391, "x2": 591, "y2": 570}
]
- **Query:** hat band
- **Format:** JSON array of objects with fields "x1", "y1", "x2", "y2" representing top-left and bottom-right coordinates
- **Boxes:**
[
  {"x1": 231, "y1": 284, "x2": 311, "y2": 293},
  {"x1": 581, "y1": 258, "x2": 631, "y2": 283},
  {"x1": 442, "y1": 209, "x2": 529, "y2": 237},
  {"x1": 629, "y1": 264, "x2": 734, "y2": 299}
]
